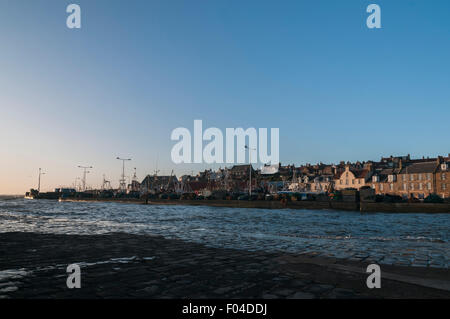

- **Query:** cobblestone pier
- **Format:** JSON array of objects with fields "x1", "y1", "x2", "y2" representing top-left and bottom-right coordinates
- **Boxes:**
[{"x1": 0, "y1": 232, "x2": 449, "y2": 299}]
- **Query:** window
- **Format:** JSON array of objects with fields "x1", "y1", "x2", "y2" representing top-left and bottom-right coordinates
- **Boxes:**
[
  {"x1": 352, "y1": 180, "x2": 354, "y2": 185},
  {"x1": 410, "y1": 174, "x2": 414, "y2": 181},
  {"x1": 442, "y1": 173, "x2": 446, "y2": 181},
  {"x1": 418, "y1": 174, "x2": 422, "y2": 181},
  {"x1": 427, "y1": 183, "x2": 432, "y2": 190},
  {"x1": 403, "y1": 183, "x2": 407, "y2": 191},
  {"x1": 427, "y1": 173, "x2": 432, "y2": 180},
  {"x1": 345, "y1": 179, "x2": 348, "y2": 185},
  {"x1": 442, "y1": 184, "x2": 446, "y2": 190},
  {"x1": 390, "y1": 183, "x2": 394, "y2": 191},
  {"x1": 380, "y1": 184, "x2": 384, "y2": 191},
  {"x1": 372, "y1": 184, "x2": 376, "y2": 189},
  {"x1": 402, "y1": 175, "x2": 407, "y2": 181},
  {"x1": 410, "y1": 183, "x2": 414, "y2": 190},
  {"x1": 340, "y1": 180, "x2": 343, "y2": 185},
  {"x1": 419, "y1": 183, "x2": 423, "y2": 190}
]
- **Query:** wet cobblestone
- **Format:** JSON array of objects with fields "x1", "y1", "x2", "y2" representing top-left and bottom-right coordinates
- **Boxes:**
[{"x1": 0, "y1": 232, "x2": 449, "y2": 299}]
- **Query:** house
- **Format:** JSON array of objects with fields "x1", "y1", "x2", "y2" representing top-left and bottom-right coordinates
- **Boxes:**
[
  {"x1": 334, "y1": 165, "x2": 372, "y2": 190},
  {"x1": 278, "y1": 164, "x2": 295, "y2": 178},
  {"x1": 435, "y1": 156, "x2": 449, "y2": 199},
  {"x1": 379, "y1": 154, "x2": 411, "y2": 168},
  {"x1": 309, "y1": 175, "x2": 333, "y2": 193},
  {"x1": 260, "y1": 164, "x2": 279, "y2": 175},
  {"x1": 370, "y1": 168, "x2": 400, "y2": 195},
  {"x1": 396, "y1": 160, "x2": 438, "y2": 199},
  {"x1": 187, "y1": 181, "x2": 217, "y2": 194},
  {"x1": 140, "y1": 175, "x2": 178, "y2": 193},
  {"x1": 230, "y1": 164, "x2": 255, "y2": 180}
]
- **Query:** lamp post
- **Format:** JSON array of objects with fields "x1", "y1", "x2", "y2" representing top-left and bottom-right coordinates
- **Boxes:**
[
  {"x1": 37, "y1": 168, "x2": 46, "y2": 193},
  {"x1": 245, "y1": 145, "x2": 256, "y2": 198},
  {"x1": 116, "y1": 157, "x2": 131, "y2": 192},
  {"x1": 78, "y1": 166, "x2": 93, "y2": 191}
]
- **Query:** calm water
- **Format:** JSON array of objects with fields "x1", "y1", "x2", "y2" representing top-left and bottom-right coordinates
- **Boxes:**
[{"x1": 0, "y1": 198, "x2": 449, "y2": 268}]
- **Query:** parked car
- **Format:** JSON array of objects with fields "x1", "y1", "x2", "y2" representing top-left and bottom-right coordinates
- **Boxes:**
[
  {"x1": 424, "y1": 194, "x2": 444, "y2": 203},
  {"x1": 381, "y1": 194, "x2": 403, "y2": 203},
  {"x1": 237, "y1": 194, "x2": 249, "y2": 201}
]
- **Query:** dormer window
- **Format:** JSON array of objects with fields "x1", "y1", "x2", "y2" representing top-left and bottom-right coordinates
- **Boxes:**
[{"x1": 441, "y1": 163, "x2": 448, "y2": 171}]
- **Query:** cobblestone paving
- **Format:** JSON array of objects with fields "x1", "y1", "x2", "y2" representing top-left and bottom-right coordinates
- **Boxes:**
[{"x1": 0, "y1": 232, "x2": 449, "y2": 299}]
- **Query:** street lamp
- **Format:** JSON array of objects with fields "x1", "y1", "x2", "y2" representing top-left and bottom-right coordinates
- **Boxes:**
[
  {"x1": 245, "y1": 145, "x2": 256, "y2": 197},
  {"x1": 116, "y1": 157, "x2": 131, "y2": 192},
  {"x1": 78, "y1": 165, "x2": 93, "y2": 191},
  {"x1": 37, "y1": 168, "x2": 46, "y2": 193}
]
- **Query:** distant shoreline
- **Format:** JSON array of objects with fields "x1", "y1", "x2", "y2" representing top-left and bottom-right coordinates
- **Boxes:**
[{"x1": 0, "y1": 195, "x2": 23, "y2": 200}]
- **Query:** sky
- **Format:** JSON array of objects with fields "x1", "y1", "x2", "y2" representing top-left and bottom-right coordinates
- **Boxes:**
[{"x1": 0, "y1": 0, "x2": 449, "y2": 194}]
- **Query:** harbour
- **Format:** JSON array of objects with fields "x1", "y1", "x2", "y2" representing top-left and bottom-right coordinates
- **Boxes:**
[
  {"x1": 1, "y1": 198, "x2": 448, "y2": 269},
  {"x1": 3, "y1": 179, "x2": 450, "y2": 299},
  {"x1": 2, "y1": 0, "x2": 450, "y2": 303}
]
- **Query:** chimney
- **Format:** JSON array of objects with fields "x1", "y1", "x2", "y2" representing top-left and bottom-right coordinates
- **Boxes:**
[{"x1": 399, "y1": 159, "x2": 403, "y2": 170}]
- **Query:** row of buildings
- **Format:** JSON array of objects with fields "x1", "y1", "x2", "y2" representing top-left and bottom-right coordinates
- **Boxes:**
[{"x1": 130, "y1": 154, "x2": 449, "y2": 200}]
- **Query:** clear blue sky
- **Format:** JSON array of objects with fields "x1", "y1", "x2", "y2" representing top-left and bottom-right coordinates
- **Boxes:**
[{"x1": 1, "y1": 0, "x2": 449, "y2": 193}]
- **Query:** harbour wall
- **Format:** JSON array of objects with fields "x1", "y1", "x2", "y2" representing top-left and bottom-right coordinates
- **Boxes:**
[{"x1": 58, "y1": 198, "x2": 450, "y2": 213}]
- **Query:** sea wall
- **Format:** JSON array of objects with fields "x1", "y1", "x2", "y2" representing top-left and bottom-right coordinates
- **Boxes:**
[
  {"x1": 59, "y1": 198, "x2": 450, "y2": 213},
  {"x1": 360, "y1": 202, "x2": 450, "y2": 213},
  {"x1": 144, "y1": 199, "x2": 358, "y2": 211},
  {"x1": 146, "y1": 199, "x2": 450, "y2": 213}
]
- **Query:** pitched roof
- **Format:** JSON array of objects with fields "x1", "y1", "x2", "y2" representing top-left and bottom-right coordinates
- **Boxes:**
[
  {"x1": 372, "y1": 168, "x2": 394, "y2": 182},
  {"x1": 334, "y1": 171, "x2": 343, "y2": 179},
  {"x1": 400, "y1": 161, "x2": 438, "y2": 174},
  {"x1": 230, "y1": 165, "x2": 253, "y2": 172},
  {"x1": 353, "y1": 169, "x2": 370, "y2": 179}
]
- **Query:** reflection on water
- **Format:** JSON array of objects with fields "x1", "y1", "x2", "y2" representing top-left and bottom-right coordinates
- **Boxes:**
[{"x1": 0, "y1": 199, "x2": 449, "y2": 268}]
